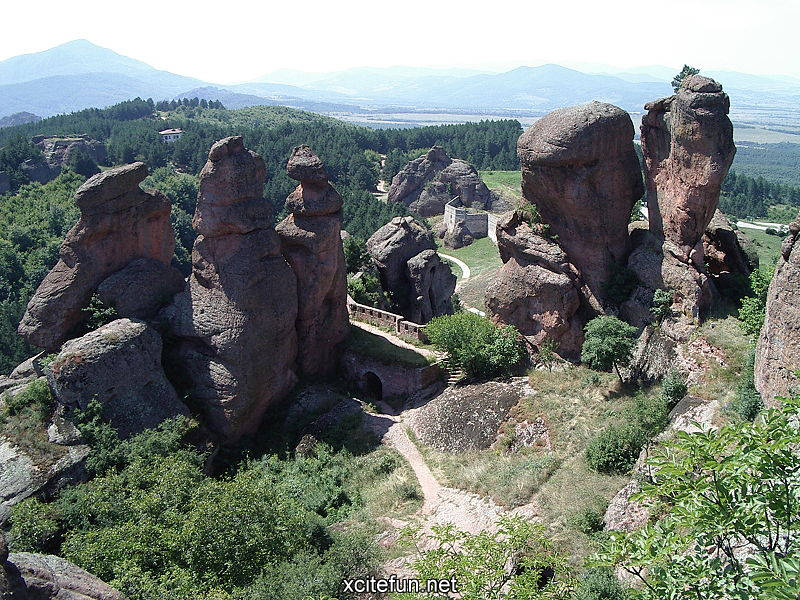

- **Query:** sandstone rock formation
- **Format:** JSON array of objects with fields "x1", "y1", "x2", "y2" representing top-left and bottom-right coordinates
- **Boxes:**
[
  {"x1": 755, "y1": 214, "x2": 800, "y2": 407},
  {"x1": 388, "y1": 146, "x2": 494, "y2": 216},
  {"x1": 703, "y1": 209, "x2": 757, "y2": 280},
  {"x1": 443, "y1": 219, "x2": 474, "y2": 250},
  {"x1": 163, "y1": 136, "x2": 299, "y2": 441},
  {"x1": 18, "y1": 163, "x2": 179, "y2": 350},
  {"x1": 366, "y1": 216, "x2": 456, "y2": 323},
  {"x1": 1, "y1": 532, "x2": 126, "y2": 600},
  {"x1": 277, "y1": 145, "x2": 349, "y2": 376},
  {"x1": 517, "y1": 101, "x2": 643, "y2": 298},
  {"x1": 631, "y1": 75, "x2": 736, "y2": 324},
  {"x1": 485, "y1": 211, "x2": 584, "y2": 357},
  {"x1": 49, "y1": 319, "x2": 189, "y2": 439}
]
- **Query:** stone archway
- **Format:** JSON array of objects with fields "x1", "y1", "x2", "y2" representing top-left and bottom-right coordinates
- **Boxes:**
[{"x1": 361, "y1": 371, "x2": 383, "y2": 402}]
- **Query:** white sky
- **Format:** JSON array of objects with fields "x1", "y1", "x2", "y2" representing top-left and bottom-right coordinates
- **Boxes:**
[{"x1": 1, "y1": 0, "x2": 798, "y2": 83}]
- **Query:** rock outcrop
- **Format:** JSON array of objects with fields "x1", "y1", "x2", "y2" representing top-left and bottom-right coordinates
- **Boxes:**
[
  {"x1": 631, "y1": 76, "x2": 736, "y2": 325},
  {"x1": 33, "y1": 134, "x2": 108, "y2": 173},
  {"x1": 388, "y1": 146, "x2": 494, "y2": 216},
  {"x1": 163, "y1": 136, "x2": 299, "y2": 441},
  {"x1": 486, "y1": 211, "x2": 584, "y2": 357},
  {"x1": 277, "y1": 145, "x2": 349, "y2": 376},
  {"x1": 755, "y1": 215, "x2": 800, "y2": 407},
  {"x1": 442, "y1": 219, "x2": 474, "y2": 250},
  {"x1": 49, "y1": 319, "x2": 189, "y2": 439},
  {"x1": 1, "y1": 532, "x2": 126, "y2": 600},
  {"x1": 517, "y1": 101, "x2": 643, "y2": 298},
  {"x1": 703, "y1": 209, "x2": 757, "y2": 279},
  {"x1": 366, "y1": 216, "x2": 455, "y2": 323},
  {"x1": 18, "y1": 163, "x2": 179, "y2": 350}
]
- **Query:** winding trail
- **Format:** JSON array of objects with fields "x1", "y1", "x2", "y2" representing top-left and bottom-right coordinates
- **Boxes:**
[{"x1": 437, "y1": 252, "x2": 471, "y2": 279}]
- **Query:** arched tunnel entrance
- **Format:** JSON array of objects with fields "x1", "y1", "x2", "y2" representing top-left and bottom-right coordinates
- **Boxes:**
[{"x1": 361, "y1": 371, "x2": 383, "y2": 402}]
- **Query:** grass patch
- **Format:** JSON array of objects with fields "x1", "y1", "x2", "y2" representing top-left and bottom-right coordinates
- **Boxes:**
[
  {"x1": 435, "y1": 235, "x2": 503, "y2": 278},
  {"x1": 0, "y1": 378, "x2": 65, "y2": 467},
  {"x1": 739, "y1": 227, "x2": 784, "y2": 266},
  {"x1": 480, "y1": 170, "x2": 523, "y2": 204},
  {"x1": 344, "y1": 325, "x2": 432, "y2": 368},
  {"x1": 456, "y1": 267, "x2": 500, "y2": 312},
  {"x1": 688, "y1": 317, "x2": 752, "y2": 408}
]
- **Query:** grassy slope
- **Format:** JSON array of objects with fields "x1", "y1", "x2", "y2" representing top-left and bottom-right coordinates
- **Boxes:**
[
  {"x1": 740, "y1": 227, "x2": 784, "y2": 266},
  {"x1": 480, "y1": 170, "x2": 523, "y2": 204}
]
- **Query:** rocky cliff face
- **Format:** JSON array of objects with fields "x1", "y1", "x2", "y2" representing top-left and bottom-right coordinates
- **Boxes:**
[
  {"x1": 18, "y1": 163, "x2": 179, "y2": 350},
  {"x1": 163, "y1": 136, "x2": 299, "y2": 442},
  {"x1": 755, "y1": 215, "x2": 800, "y2": 407},
  {"x1": 33, "y1": 134, "x2": 107, "y2": 172},
  {"x1": 277, "y1": 145, "x2": 349, "y2": 376},
  {"x1": 629, "y1": 76, "x2": 736, "y2": 327},
  {"x1": 485, "y1": 211, "x2": 584, "y2": 357},
  {"x1": 517, "y1": 101, "x2": 643, "y2": 298},
  {"x1": 388, "y1": 146, "x2": 494, "y2": 216},
  {"x1": 366, "y1": 216, "x2": 456, "y2": 323}
]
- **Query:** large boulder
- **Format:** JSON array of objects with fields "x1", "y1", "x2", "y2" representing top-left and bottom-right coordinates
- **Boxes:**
[
  {"x1": 755, "y1": 215, "x2": 800, "y2": 407},
  {"x1": 18, "y1": 163, "x2": 178, "y2": 350},
  {"x1": 49, "y1": 319, "x2": 189, "y2": 439},
  {"x1": 20, "y1": 157, "x2": 56, "y2": 184},
  {"x1": 388, "y1": 146, "x2": 494, "y2": 216},
  {"x1": 703, "y1": 209, "x2": 757, "y2": 279},
  {"x1": 33, "y1": 134, "x2": 108, "y2": 172},
  {"x1": 642, "y1": 76, "x2": 735, "y2": 256},
  {"x1": 626, "y1": 77, "x2": 736, "y2": 330},
  {"x1": 442, "y1": 219, "x2": 474, "y2": 249},
  {"x1": 517, "y1": 101, "x2": 643, "y2": 299},
  {"x1": 405, "y1": 250, "x2": 457, "y2": 323},
  {"x1": 485, "y1": 211, "x2": 585, "y2": 358},
  {"x1": 3, "y1": 543, "x2": 126, "y2": 599},
  {"x1": 277, "y1": 146, "x2": 349, "y2": 377},
  {"x1": 366, "y1": 216, "x2": 455, "y2": 323},
  {"x1": 163, "y1": 137, "x2": 299, "y2": 442}
]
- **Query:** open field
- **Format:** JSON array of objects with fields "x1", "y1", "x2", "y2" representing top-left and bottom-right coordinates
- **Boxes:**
[
  {"x1": 480, "y1": 170, "x2": 523, "y2": 204},
  {"x1": 740, "y1": 227, "x2": 784, "y2": 266}
]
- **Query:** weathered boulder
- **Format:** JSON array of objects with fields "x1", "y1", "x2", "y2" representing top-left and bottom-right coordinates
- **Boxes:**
[
  {"x1": 96, "y1": 258, "x2": 185, "y2": 320},
  {"x1": 442, "y1": 219, "x2": 474, "y2": 249},
  {"x1": 405, "y1": 250, "x2": 457, "y2": 323},
  {"x1": 163, "y1": 137, "x2": 299, "y2": 441},
  {"x1": 366, "y1": 216, "x2": 455, "y2": 323},
  {"x1": 517, "y1": 101, "x2": 643, "y2": 298},
  {"x1": 18, "y1": 163, "x2": 177, "y2": 350},
  {"x1": 3, "y1": 546, "x2": 126, "y2": 599},
  {"x1": 642, "y1": 76, "x2": 735, "y2": 255},
  {"x1": 388, "y1": 146, "x2": 494, "y2": 216},
  {"x1": 20, "y1": 157, "x2": 56, "y2": 184},
  {"x1": 277, "y1": 146, "x2": 349, "y2": 376},
  {"x1": 703, "y1": 209, "x2": 757, "y2": 279},
  {"x1": 49, "y1": 319, "x2": 188, "y2": 439},
  {"x1": 486, "y1": 211, "x2": 584, "y2": 358},
  {"x1": 755, "y1": 215, "x2": 800, "y2": 407}
]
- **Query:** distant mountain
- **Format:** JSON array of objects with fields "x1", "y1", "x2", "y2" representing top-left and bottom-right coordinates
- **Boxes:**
[
  {"x1": 176, "y1": 86, "x2": 365, "y2": 114},
  {"x1": 0, "y1": 40, "x2": 206, "y2": 118},
  {"x1": 0, "y1": 111, "x2": 40, "y2": 128}
]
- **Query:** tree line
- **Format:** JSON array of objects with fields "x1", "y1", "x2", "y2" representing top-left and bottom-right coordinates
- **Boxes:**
[{"x1": 719, "y1": 169, "x2": 800, "y2": 219}]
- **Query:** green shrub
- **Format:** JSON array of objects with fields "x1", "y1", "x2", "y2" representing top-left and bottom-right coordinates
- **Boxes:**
[
  {"x1": 738, "y1": 267, "x2": 774, "y2": 336},
  {"x1": 574, "y1": 568, "x2": 627, "y2": 600},
  {"x1": 82, "y1": 293, "x2": 118, "y2": 331},
  {"x1": 650, "y1": 288, "x2": 673, "y2": 322},
  {"x1": 630, "y1": 393, "x2": 669, "y2": 437},
  {"x1": 581, "y1": 316, "x2": 637, "y2": 380},
  {"x1": 8, "y1": 497, "x2": 61, "y2": 553},
  {"x1": 729, "y1": 348, "x2": 763, "y2": 421},
  {"x1": 426, "y1": 312, "x2": 526, "y2": 379},
  {"x1": 585, "y1": 424, "x2": 648, "y2": 475},
  {"x1": 568, "y1": 507, "x2": 605, "y2": 535},
  {"x1": 5, "y1": 377, "x2": 53, "y2": 423},
  {"x1": 661, "y1": 369, "x2": 688, "y2": 407},
  {"x1": 347, "y1": 271, "x2": 384, "y2": 308}
]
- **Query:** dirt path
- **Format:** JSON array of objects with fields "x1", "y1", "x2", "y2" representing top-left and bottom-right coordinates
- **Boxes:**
[{"x1": 438, "y1": 252, "x2": 471, "y2": 279}]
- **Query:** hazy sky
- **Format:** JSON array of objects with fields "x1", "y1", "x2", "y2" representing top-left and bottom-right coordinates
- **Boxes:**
[{"x1": 2, "y1": 0, "x2": 797, "y2": 83}]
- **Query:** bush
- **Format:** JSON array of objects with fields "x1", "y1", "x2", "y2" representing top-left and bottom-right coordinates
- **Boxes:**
[
  {"x1": 5, "y1": 377, "x2": 53, "y2": 423},
  {"x1": 82, "y1": 293, "x2": 118, "y2": 331},
  {"x1": 574, "y1": 568, "x2": 627, "y2": 600},
  {"x1": 630, "y1": 393, "x2": 670, "y2": 437},
  {"x1": 585, "y1": 424, "x2": 648, "y2": 475},
  {"x1": 343, "y1": 236, "x2": 369, "y2": 274},
  {"x1": 650, "y1": 288, "x2": 673, "y2": 322},
  {"x1": 581, "y1": 316, "x2": 637, "y2": 380},
  {"x1": 661, "y1": 369, "x2": 688, "y2": 407},
  {"x1": 568, "y1": 507, "x2": 605, "y2": 535},
  {"x1": 738, "y1": 267, "x2": 774, "y2": 336},
  {"x1": 8, "y1": 497, "x2": 61, "y2": 553},
  {"x1": 729, "y1": 348, "x2": 763, "y2": 421},
  {"x1": 426, "y1": 312, "x2": 526, "y2": 379},
  {"x1": 346, "y1": 271, "x2": 384, "y2": 308}
]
